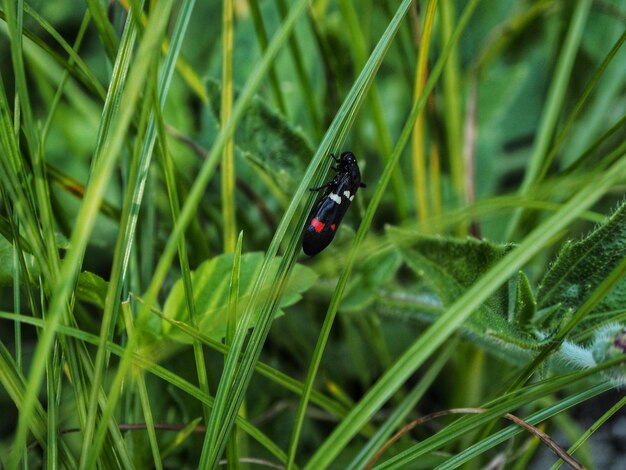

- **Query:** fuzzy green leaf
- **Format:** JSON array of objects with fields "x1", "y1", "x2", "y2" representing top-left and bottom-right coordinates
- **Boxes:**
[
  {"x1": 162, "y1": 252, "x2": 317, "y2": 342},
  {"x1": 390, "y1": 229, "x2": 513, "y2": 317},
  {"x1": 205, "y1": 79, "x2": 313, "y2": 196},
  {"x1": 512, "y1": 270, "x2": 536, "y2": 328},
  {"x1": 387, "y1": 229, "x2": 540, "y2": 364},
  {"x1": 537, "y1": 200, "x2": 626, "y2": 328}
]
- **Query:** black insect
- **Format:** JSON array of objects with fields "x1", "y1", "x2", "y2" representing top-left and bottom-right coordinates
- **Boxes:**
[{"x1": 302, "y1": 151, "x2": 366, "y2": 256}]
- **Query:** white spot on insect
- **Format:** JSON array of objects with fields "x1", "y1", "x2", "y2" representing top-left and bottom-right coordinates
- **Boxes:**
[
  {"x1": 329, "y1": 193, "x2": 342, "y2": 204},
  {"x1": 343, "y1": 190, "x2": 351, "y2": 199}
]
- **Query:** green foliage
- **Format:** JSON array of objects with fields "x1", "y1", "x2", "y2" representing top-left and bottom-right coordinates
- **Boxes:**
[
  {"x1": 162, "y1": 251, "x2": 317, "y2": 341},
  {"x1": 205, "y1": 78, "x2": 313, "y2": 191},
  {"x1": 76, "y1": 271, "x2": 109, "y2": 308},
  {"x1": 513, "y1": 270, "x2": 536, "y2": 328},
  {"x1": 537, "y1": 200, "x2": 626, "y2": 331},
  {"x1": 379, "y1": 201, "x2": 626, "y2": 378}
]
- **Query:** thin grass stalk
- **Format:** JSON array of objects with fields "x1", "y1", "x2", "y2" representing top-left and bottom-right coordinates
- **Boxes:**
[
  {"x1": 247, "y1": 0, "x2": 287, "y2": 114},
  {"x1": 82, "y1": 1, "x2": 196, "y2": 464},
  {"x1": 225, "y1": 233, "x2": 243, "y2": 469},
  {"x1": 338, "y1": 0, "x2": 409, "y2": 220},
  {"x1": 549, "y1": 394, "x2": 626, "y2": 470},
  {"x1": 222, "y1": 0, "x2": 236, "y2": 252},
  {"x1": 506, "y1": 0, "x2": 592, "y2": 238},
  {"x1": 411, "y1": 0, "x2": 437, "y2": 221},
  {"x1": 153, "y1": 76, "x2": 211, "y2": 423},
  {"x1": 276, "y1": 0, "x2": 321, "y2": 134},
  {"x1": 84, "y1": 0, "x2": 118, "y2": 59},
  {"x1": 537, "y1": 27, "x2": 626, "y2": 182},
  {"x1": 288, "y1": 1, "x2": 437, "y2": 467},
  {"x1": 439, "y1": 0, "x2": 465, "y2": 215},
  {"x1": 348, "y1": 340, "x2": 458, "y2": 470},
  {"x1": 121, "y1": 302, "x2": 163, "y2": 470}
]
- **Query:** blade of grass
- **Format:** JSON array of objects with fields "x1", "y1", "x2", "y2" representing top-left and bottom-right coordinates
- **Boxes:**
[
  {"x1": 222, "y1": 0, "x2": 236, "y2": 252},
  {"x1": 275, "y1": 0, "x2": 321, "y2": 135},
  {"x1": 338, "y1": 0, "x2": 409, "y2": 220},
  {"x1": 207, "y1": 0, "x2": 422, "y2": 466},
  {"x1": 247, "y1": 0, "x2": 287, "y2": 114},
  {"x1": 21, "y1": 4, "x2": 105, "y2": 99},
  {"x1": 439, "y1": 0, "x2": 464, "y2": 212},
  {"x1": 412, "y1": 0, "x2": 438, "y2": 221},
  {"x1": 87, "y1": 2, "x2": 311, "y2": 469},
  {"x1": 226, "y1": 232, "x2": 244, "y2": 470},
  {"x1": 153, "y1": 52, "x2": 210, "y2": 425},
  {"x1": 300, "y1": 1, "x2": 480, "y2": 467},
  {"x1": 85, "y1": 0, "x2": 119, "y2": 60},
  {"x1": 121, "y1": 302, "x2": 163, "y2": 470},
  {"x1": 549, "y1": 393, "x2": 626, "y2": 470},
  {"x1": 506, "y1": 0, "x2": 593, "y2": 238},
  {"x1": 348, "y1": 340, "x2": 458, "y2": 470},
  {"x1": 542, "y1": 27, "x2": 626, "y2": 179}
]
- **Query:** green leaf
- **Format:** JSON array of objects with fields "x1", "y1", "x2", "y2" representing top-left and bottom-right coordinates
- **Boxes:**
[
  {"x1": 76, "y1": 271, "x2": 109, "y2": 309},
  {"x1": 341, "y1": 248, "x2": 402, "y2": 311},
  {"x1": 162, "y1": 417, "x2": 204, "y2": 458},
  {"x1": 537, "y1": 199, "x2": 626, "y2": 329},
  {"x1": 162, "y1": 252, "x2": 317, "y2": 342},
  {"x1": 388, "y1": 229, "x2": 540, "y2": 364},
  {"x1": 205, "y1": 78, "x2": 313, "y2": 197},
  {"x1": 512, "y1": 270, "x2": 536, "y2": 328},
  {"x1": 390, "y1": 229, "x2": 513, "y2": 317},
  {"x1": 0, "y1": 236, "x2": 33, "y2": 286}
]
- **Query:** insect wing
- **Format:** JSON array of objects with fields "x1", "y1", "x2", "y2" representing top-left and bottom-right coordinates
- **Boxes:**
[{"x1": 302, "y1": 174, "x2": 356, "y2": 256}]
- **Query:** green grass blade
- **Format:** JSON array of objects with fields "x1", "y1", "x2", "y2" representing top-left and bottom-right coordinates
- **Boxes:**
[
  {"x1": 548, "y1": 394, "x2": 626, "y2": 470},
  {"x1": 221, "y1": 0, "x2": 236, "y2": 252},
  {"x1": 207, "y1": 0, "x2": 419, "y2": 466},
  {"x1": 374, "y1": 364, "x2": 620, "y2": 469},
  {"x1": 301, "y1": 0, "x2": 480, "y2": 466},
  {"x1": 347, "y1": 340, "x2": 458, "y2": 470},
  {"x1": 0, "y1": 311, "x2": 290, "y2": 464},
  {"x1": 507, "y1": 0, "x2": 593, "y2": 237}
]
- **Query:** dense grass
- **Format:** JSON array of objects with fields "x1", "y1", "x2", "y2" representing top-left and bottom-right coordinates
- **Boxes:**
[{"x1": 1, "y1": 1, "x2": 625, "y2": 468}]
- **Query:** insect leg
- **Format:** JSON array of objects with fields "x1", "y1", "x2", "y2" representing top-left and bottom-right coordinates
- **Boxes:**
[{"x1": 309, "y1": 181, "x2": 332, "y2": 192}]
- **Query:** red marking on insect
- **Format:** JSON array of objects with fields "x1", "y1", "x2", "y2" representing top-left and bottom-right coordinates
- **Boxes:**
[
  {"x1": 311, "y1": 218, "x2": 325, "y2": 233},
  {"x1": 330, "y1": 224, "x2": 337, "y2": 231}
]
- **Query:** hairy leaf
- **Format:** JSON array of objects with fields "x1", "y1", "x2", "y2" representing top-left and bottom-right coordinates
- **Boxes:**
[
  {"x1": 537, "y1": 199, "x2": 626, "y2": 329},
  {"x1": 205, "y1": 78, "x2": 313, "y2": 197}
]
